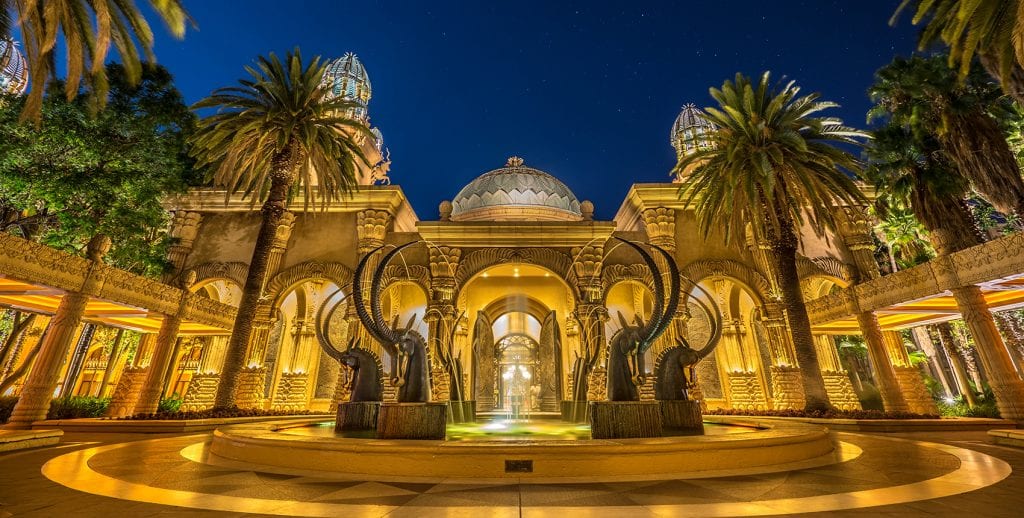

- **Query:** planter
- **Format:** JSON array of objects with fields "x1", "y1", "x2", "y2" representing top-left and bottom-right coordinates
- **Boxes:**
[
  {"x1": 377, "y1": 402, "x2": 447, "y2": 440},
  {"x1": 661, "y1": 400, "x2": 704, "y2": 435},
  {"x1": 335, "y1": 401, "x2": 380, "y2": 431},
  {"x1": 589, "y1": 401, "x2": 663, "y2": 439}
]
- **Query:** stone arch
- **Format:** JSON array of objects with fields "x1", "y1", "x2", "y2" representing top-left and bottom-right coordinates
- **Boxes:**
[
  {"x1": 264, "y1": 261, "x2": 354, "y2": 312},
  {"x1": 380, "y1": 264, "x2": 431, "y2": 297},
  {"x1": 680, "y1": 259, "x2": 772, "y2": 306},
  {"x1": 600, "y1": 263, "x2": 654, "y2": 297},
  {"x1": 454, "y1": 248, "x2": 579, "y2": 299},
  {"x1": 797, "y1": 255, "x2": 853, "y2": 284},
  {"x1": 184, "y1": 261, "x2": 247, "y2": 289}
]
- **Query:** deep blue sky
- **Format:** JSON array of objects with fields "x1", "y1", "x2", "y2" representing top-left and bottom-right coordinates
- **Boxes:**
[{"x1": 147, "y1": 1, "x2": 918, "y2": 220}]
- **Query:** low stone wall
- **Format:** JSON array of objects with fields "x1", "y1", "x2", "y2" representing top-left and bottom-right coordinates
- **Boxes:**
[{"x1": 31, "y1": 414, "x2": 331, "y2": 433}]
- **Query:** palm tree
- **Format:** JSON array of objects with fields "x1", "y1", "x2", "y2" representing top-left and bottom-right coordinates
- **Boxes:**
[
  {"x1": 865, "y1": 124, "x2": 981, "y2": 255},
  {"x1": 894, "y1": 0, "x2": 1024, "y2": 104},
  {"x1": 1, "y1": 0, "x2": 189, "y2": 119},
  {"x1": 190, "y1": 49, "x2": 372, "y2": 409},
  {"x1": 675, "y1": 72, "x2": 867, "y2": 412},
  {"x1": 873, "y1": 204, "x2": 934, "y2": 271},
  {"x1": 869, "y1": 55, "x2": 1024, "y2": 220}
]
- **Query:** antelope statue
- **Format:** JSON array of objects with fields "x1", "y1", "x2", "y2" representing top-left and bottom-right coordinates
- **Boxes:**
[{"x1": 353, "y1": 243, "x2": 431, "y2": 403}]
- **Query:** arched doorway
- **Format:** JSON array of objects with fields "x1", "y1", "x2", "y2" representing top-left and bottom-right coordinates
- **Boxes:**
[{"x1": 459, "y1": 263, "x2": 571, "y2": 415}]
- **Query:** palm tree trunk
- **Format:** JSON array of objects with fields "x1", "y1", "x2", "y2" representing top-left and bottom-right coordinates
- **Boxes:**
[
  {"x1": 772, "y1": 237, "x2": 832, "y2": 412},
  {"x1": 213, "y1": 168, "x2": 294, "y2": 409},
  {"x1": 937, "y1": 323, "x2": 977, "y2": 407},
  {"x1": 979, "y1": 51, "x2": 1024, "y2": 107},
  {"x1": 0, "y1": 340, "x2": 43, "y2": 395},
  {"x1": 0, "y1": 312, "x2": 35, "y2": 378}
]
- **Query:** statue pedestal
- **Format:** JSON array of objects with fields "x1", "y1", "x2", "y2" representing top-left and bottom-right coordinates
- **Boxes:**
[
  {"x1": 660, "y1": 400, "x2": 704, "y2": 435},
  {"x1": 447, "y1": 400, "x2": 476, "y2": 423},
  {"x1": 589, "y1": 401, "x2": 663, "y2": 439},
  {"x1": 336, "y1": 402, "x2": 381, "y2": 432},
  {"x1": 377, "y1": 403, "x2": 447, "y2": 440},
  {"x1": 561, "y1": 400, "x2": 589, "y2": 423}
]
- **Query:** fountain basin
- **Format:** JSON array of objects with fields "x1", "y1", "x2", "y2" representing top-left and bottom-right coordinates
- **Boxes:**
[{"x1": 207, "y1": 416, "x2": 836, "y2": 481}]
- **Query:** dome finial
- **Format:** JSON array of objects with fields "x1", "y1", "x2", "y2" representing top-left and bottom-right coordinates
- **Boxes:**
[{"x1": 506, "y1": 156, "x2": 524, "y2": 167}]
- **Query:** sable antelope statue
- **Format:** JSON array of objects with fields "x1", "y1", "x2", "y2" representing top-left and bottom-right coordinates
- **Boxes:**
[
  {"x1": 654, "y1": 282, "x2": 722, "y2": 401},
  {"x1": 353, "y1": 243, "x2": 431, "y2": 403},
  {"x1": 606, "y1": 238, "x2": 682, "y2": 401},
  {"x1": 314, "y1": 292, "x2": 384, "y2": 402}
]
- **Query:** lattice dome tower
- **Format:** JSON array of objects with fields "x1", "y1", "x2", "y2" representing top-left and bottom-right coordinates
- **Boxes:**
[
  {"x1": 321, "y1": 52, "x2": 372, "y2": 121},
  {"x1": 670, "y1": 103, "x2": 715, "y2": 160},
  {"x1": 0, "y1": 39, "x2": 29, "y2": 95}
]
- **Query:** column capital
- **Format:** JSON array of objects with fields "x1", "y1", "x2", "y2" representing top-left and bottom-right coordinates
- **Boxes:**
[
  {"x1": 357, "y1": 209, "x2": 393, "y2": 254},
  {"x1": 641, "y1": 207, "x2": 676, "y2": 251}
]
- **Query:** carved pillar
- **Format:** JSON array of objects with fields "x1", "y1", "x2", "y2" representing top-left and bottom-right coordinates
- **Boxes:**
[
  {"x1": 105, "y1": 333, "x2": 156, "y2": 417},
  {"x1": 813, "y1": 334, "x2": 861, "y2": 410},
  {"x1": 856, "y1": 312, "x2": 910, "y2": 412},
  {"x1": 759, "y1": 303, "x2": 805, "y2": 410},
  {"x1": 134, "y1": 274, "x2": 194, "y2": 415},
  {"x1": 427, "y1": 246, "x2": 461, "y2": 403},
  {"x1": 264, "y1": 211, "x2": 295, "y2": 286},
  {"x1": 641, "y1": 207, "x2": 676, "y2": 251},
  {"x1": 350, "y1": 209, "x2": 393, "y2": 362},
  {"x1": 5, "y1": 236, "x2": 110, "y2": 429},
  {"x1": 164, "y1": 211, "x2": 202, "y2": 283},
  {"x1": 950, "y1": 286, "x2": 1024, "y2": 420},
  {"x1": 837, "y1": 207, "x2": 913, "y2": 413},
  {"x1": 882, "y1": 330, "x2": 937, "y2": 414},
  {"x1": 571, "y1": 242, "x2": 605, "y2": 403}
]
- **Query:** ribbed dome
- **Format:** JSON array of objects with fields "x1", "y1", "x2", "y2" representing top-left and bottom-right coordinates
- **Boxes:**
[
  {"x1": 450, "y1": 157, "x2": 582, "y2": 222},
  {"x1": 0, "y1": 39, "x2": 28, "y2": 95},
  {"x1": 671, "y1": 103, "x2": 715, "y2": 159},
  {"x1": 321, "y1": 52, "x2": 371, "y2": 120}
]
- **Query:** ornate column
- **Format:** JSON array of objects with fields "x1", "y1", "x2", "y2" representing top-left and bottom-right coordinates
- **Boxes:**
[
  {"x1": 426, "y1": 246, "x2": 461, "y2": 403},
  {"x1": 950, "y1": 285, "x2": 1024, "y2": 419},
  {"x1": 134, "y1": 273, "x2": 194, "y2": 415},
  {"x1": 641, "y1": 207, "x2": 676, "y2": 250},
  {"x1": 164, "y1": 211, "x2": 202, "y2": 283},
  {"x1": 571, "y1": 242, "x2": 606, "y2": 402},
  {"x1": 180, "y1": 335, "x2": 227, "y2": 411},
  {"x1": 837, "y1": 207, "x2": 917, "y2": 412},
  {"x1": 760, "y1": 302, "x2": 805, "y2": 410},
  {"x1": 882, "y1": 331, "x2": 937, "y2": 414},
  {"x1": 349, "y1": 209, "x2": 393, "y2": 362},
  {"x1": 5, "y1": 236, "x2": 110, "y2": 429},
  {"x1": 813, "y1": 334, "x2": 861, "y2": 410},
  {"x1": 105, "y1": 333, "x2": 157, "y2": 417}
]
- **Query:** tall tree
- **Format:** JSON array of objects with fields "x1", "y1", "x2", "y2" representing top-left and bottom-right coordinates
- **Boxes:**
[
  {"x1": 190, "y1": 49, "x2": 371, "y2": 409},
  {"x1": 0, "y1": 63, "x2": 196, "y2": 277},
  {"x1": 868, "y1": 55, "x2": 1024, "y2": 219},
  {"x1": 675, "y1": 72, "x2": 867, "y2": 412},
  {"x1": 0, "y1": 0, "x2": 190, "y2": 120},
  {"x1": 873, "y1": 204, "x2": 934, "y2": 271},
  {"x1": 894, "y1": 0, "x2": 1024, "y2": 104}
]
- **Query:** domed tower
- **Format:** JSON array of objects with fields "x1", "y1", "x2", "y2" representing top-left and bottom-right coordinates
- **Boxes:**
[
  {"x1": 671, "y1": 103, "x2": 715, "y2": 156},
  {"x1": 0, "y1": 38, "x2": 29, "y2": 95},
  {"x1": 449, "y1": 157, "x2": 583, "y2": 222},
  {"x1": 321, "y1": 52, "x2": 372, "y2": 121}
]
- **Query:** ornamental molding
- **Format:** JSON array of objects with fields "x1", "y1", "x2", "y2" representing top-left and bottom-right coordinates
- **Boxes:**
[
  {"x1": 264, "y1": 261, "x2": 355, "y2": 309},
  {"x1": 796, "y1": 255, "x2": 853, "y2": 284},
  {"x1": 453, "y1": 248, "x2": 579, "y2": 298},
  {"x1": 806, "y1": 232, "x2": 1024, "y2": 325},
  {"x1": 381, "y1": 264, "x2": 431, "y2": 296},
  {"x1": 182, "y1": 261, "x2": 248, "y2": 288},
  {"x1": 601, "y1": 263, "x2": 654, "y2": 294},
  {"x1": 679, "y1": 259, "x2": 772, "y2": 305}
]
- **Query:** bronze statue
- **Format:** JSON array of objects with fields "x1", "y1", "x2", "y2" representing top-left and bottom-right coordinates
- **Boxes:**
[
  {"x1": 606, "y1": 238, "x2": 681, "y2": 401},
  {"x1": 353, "y1": 243, "x2": 431, "y2": 403},
  {"x1": 314, "y1": 293, "x2": 384, "y2": 402},
  {"x1": 654, "y1": 283, "x2": 721, "y2": 401}
]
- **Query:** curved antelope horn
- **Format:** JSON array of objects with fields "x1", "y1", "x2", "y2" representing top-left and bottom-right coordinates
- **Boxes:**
[
  {"x1": 403, "y1": 314, "x2": 417, "y2": 338},
  {"x1": 613, "y1": 238, "x2": 665, "y2": 345},
  {"x1": 616, "y1": 310, "x2": 630, "y2": 330},
  {"x1": 370, "y1": 242, "x2": 418, "y2": 346},
  {"x1": 687, "y1": 281, "x2": 724, "y2": 363},
  {"x1": 314, "y1": 287, "x2": 348, "y2": 363},
  {"x1": 647, "y1": 243, "x2": 681, "y2": 343},
  {"x1": 353, "y1": 245, "x2": 392, "y2": 345}
]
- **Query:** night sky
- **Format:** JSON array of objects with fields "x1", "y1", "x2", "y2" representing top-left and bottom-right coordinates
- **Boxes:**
[{"x1": 145, "y1": 1, "x2": 919, "y2": 220}]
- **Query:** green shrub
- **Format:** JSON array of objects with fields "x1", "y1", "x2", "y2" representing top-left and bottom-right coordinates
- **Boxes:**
[
  {"x1": 935, "y1": 390, "x2": 1001, "y2": 419},
  {"x1": 0, "y1": 396, "x2": 18, "y2": 423},
  {"x1": 158, "y1": 394, "x2": 183, "y2": 414},
  {"x1": 46, "y1": 396, "x2": 110, "y2": 419},
  {"x1": 857, "y1": 383, "x2": 885, "y2": 411}
]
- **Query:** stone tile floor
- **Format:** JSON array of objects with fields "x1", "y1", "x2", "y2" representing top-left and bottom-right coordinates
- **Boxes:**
[{"x1": 0, "y1": 430, "x2": 1022, "y2": 517}]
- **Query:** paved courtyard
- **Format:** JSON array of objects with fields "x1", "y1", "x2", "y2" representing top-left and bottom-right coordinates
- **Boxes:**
[{"x1": 0, "y1": 429, "x2": 1023, "y2": 516}]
